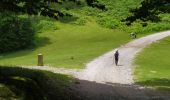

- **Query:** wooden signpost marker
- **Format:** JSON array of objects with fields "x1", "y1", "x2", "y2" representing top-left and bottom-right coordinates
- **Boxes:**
[{"x1": 38, "y1": 54, "x2": 43, "y2": 66}]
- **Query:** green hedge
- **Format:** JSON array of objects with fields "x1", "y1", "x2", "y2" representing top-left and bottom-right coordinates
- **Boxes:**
[{"x1": 0, "y1": 12, "x2": 35, "y2": 53}]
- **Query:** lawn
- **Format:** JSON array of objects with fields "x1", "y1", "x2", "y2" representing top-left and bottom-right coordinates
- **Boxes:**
[
  {"x1": 134, "y1": 36, "x2": 170, "y2": 91},
  {"x1": 0, "y1": 19, "x2": 130, "y2": 69}
]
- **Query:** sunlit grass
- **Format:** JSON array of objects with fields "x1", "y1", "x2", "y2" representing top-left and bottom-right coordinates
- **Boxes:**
[
  {"x1": 0, "y1": 20, "x2": 130, "y2": 69},
  {"x1": 134, "y1": 36, "x2": 170, "y2": 91}
]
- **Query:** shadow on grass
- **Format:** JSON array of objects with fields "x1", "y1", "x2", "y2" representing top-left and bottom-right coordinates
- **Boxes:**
[
  {"x1": 0, "y1": 66, "x2": 75, "y2": 100},
  {"x1": 136, "y1": 78, "x2": 170, "y2": 91},
  {"x1": 58, "y1": 15, "x2": 79, "y2": 23},
  {"x1": 35, "y1": 36, "x2": 51, "y2": 48},
  {"x1": 0, "y1": 36, "x2": 51, "y2": 60}
]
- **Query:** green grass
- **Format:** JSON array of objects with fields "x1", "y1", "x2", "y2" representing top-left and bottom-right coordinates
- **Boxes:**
[
  {"x1": 0, "y1": 19, "x2": 130, "y2": 69},
  {"x1": 134, "y1": 36, "x2": 170, "y2": 91}
]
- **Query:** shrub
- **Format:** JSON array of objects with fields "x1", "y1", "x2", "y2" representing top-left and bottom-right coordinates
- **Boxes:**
[
  {"x1": 0, "y1": 12, "x2": 35, "y2": 53},
  {"x1": 35, "y1": 19, "x2": 57, "y2": 31},
  {"x1": 97, "y1": 16, "x2": 121, "y2": 29},
  {"x1": 72, "y1": 16, "x2": 87, "y2": 25}
]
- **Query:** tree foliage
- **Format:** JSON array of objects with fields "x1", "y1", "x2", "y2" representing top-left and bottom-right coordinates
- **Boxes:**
[
  {"x1": 86, "y1": 0, "x2": 106, "y2": 10},
  {"x1": 0, "y1": 0, "x2": 105, "y2": 19},
  {"x1": 0, "y1": 0, "x2": 81, "y2": 19},
  {"x1": 0, "y1": 12, "x2": 35, "y2": 53},
  {"x1": 0, "y1": 0, "x2": 106, "y2": 53},
  {"x1": 125, "y1": 0, "x2": 170, "y2": 25}
]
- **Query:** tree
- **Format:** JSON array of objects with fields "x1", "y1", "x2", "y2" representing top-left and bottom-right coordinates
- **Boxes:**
[
  {"x1": 0, "y1": 0, "x2": 105, "y2": 19},
  {"x1": 0, "y1": 0, "x2": 81, "y2": 19},
  {"x1": 86, "y1": 0, "x2": 106, "y2": 10},
  {"x1": 0, "y1": 12, "x2": 35, "y2": 53},
  {"x1": 125, "y1": 0, "x2": 170, "y2": 25}
]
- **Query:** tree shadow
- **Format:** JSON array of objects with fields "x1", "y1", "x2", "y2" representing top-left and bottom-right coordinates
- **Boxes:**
[
  {"x1": 58, "y1": 15, "x2": 79, "y2": 23},
  {"x1": 35, "y1": 36, "x2": 51, "y2": 48},
  {"x1": 0, "y1": 36, "x2": 51, "y2": 60},
  {"x1": 0, "y1": 66, "x2": 170, "y2": 100},
  {"x1": 136, "y1": 78, "x2": 170, "y2": 91},
  {"x1": 0, "y1": 66, "x2": 74, "y2": 100},
  {"x1": 71, "y1": 78, "x2": 170, "y2": 100}
]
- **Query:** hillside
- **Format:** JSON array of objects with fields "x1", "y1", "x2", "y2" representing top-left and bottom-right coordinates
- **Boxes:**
[
  {"x1": 0, "y1": 0, "x2": 170, "y2": 99},
  {"x1": 0, "y1": 0, "x2": 170, "y2": 68},
  {"x1": 0, "y1": 18, "x2": 129, "y2": 68}
]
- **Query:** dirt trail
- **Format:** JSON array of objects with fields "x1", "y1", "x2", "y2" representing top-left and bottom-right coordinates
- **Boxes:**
[{"x1": 76, "y1": 31, "x2": 170, "y2": 84}]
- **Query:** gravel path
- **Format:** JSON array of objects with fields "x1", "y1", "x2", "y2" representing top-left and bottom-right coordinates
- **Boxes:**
[
  {"x1": 71, "y1": 31, "x2": 170, "y2": 100},
  {"x1": 21, "y1": 31, "x2": 170, "y2": 100},
  {"x1": 21, "y1": 66, "x2": 80, "y2": 75},
  {"x1": 76, "y1": 31, "x2": 170, "y2": 84},
  {"x1": 23, "y1": 31, "x2": 170, "y2": 84}
]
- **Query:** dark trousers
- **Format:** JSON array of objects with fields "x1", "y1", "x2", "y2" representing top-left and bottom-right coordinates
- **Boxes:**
[{"x1": 115, "y1": 58, "x2": 118, "y2": 66}]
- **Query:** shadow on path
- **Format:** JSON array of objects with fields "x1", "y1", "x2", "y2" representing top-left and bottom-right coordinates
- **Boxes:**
[
  {"x1": 136, "y1": 78, "x2": 170, "y2": 91},
  {"x1": 71, "y1": 78, "x2": 170, "y2": 100}
]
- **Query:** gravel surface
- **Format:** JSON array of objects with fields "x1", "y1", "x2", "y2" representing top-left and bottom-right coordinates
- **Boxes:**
[{"x1": 22, "y1": 66, "x2": 80, "y2": 75}]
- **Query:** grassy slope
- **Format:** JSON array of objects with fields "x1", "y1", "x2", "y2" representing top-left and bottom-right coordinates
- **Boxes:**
[
  {"x1": 134, "y1": 36, "x2": 170, "y2": 91},
  {"x1": 0, "y1": 20, "x2": 130, "y2": 69},
  {"x1": 1, "y1": 0, "x2": 170, "y2": 69}
]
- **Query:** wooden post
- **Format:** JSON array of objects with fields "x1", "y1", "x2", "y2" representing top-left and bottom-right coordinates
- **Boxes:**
[{"x1": 38, "y1": 54, "x2": 43, "y2": 66}]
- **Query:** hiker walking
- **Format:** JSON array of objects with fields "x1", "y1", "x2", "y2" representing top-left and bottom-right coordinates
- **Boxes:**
[{"x1": 114, "y1": 49, "x2": 119, "y2": 66}]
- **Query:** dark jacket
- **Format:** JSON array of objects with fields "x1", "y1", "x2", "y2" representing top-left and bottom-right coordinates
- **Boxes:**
[{"x1": 114, "y1": 51, "x2": 119, "y2": 60}]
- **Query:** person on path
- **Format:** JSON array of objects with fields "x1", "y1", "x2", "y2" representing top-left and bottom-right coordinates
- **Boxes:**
[{"x1": 114, "y1": 49, "x2": 119, "y2": 66}]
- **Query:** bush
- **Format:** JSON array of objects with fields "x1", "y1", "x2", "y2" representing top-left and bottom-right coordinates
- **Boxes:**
[
  {"x1": 72, "y1": 16, "x2": 87, "y2": 25},
  {"x1": 35, "y1": 19, "x2": 57, "y2": 31},
  {"x1": 0, "y1": 12, "x2": 35, "y2": 53},
  {"x1": 97, "y1": 16, "x2": 121, "y2": 29}
]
